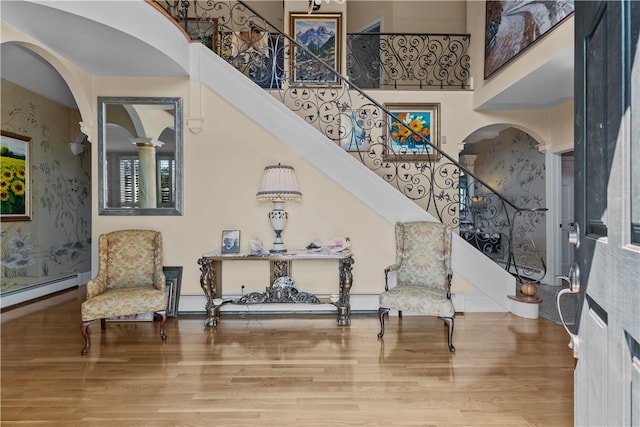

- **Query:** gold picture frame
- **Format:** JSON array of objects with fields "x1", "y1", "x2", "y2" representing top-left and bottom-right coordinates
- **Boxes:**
[
  {"x1": 383, "y1": 103, "x2": 441, "y2": 161},
  {"x1": 289, "y1": 13, "x2": 342, "y2": 86}
]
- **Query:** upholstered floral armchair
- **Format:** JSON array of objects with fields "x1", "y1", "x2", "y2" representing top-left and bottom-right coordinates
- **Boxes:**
[
  {"x1": 377, "y1": 221, "x2": 456, "y2": 352},
  {"x1": 80, "y1": 230, "x2": 168, "y2": 355}
]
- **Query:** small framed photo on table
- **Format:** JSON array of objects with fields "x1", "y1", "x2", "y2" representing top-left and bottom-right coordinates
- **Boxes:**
[{"x1": 221, "y1": 230, "x2": 240, "y2": 253}]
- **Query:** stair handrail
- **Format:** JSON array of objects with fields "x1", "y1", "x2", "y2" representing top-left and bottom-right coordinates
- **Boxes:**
[{"x1": 152, "y1": 0, "x2": 547, "y2": 283}]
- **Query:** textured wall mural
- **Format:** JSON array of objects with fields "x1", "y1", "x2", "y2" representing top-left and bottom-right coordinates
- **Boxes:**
[
  {"x1": 1, "y1": 79, "x2": 91, "y2": 295},
  {"x1": 462, "y1": 127, "x2": 546, "y2": 273}
]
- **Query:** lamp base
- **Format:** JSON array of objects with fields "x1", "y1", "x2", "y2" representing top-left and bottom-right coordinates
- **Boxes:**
[
  {"x1": 270, "y1": 234, "x2": 287, "y2": 253},
  {"x1": 269, "y1": 202, "x2": 289, "y2": 253}
]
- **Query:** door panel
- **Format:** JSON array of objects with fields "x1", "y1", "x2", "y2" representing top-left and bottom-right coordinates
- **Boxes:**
[
  {"x1": 581, "y1": 302, "x2": 608, "y2": 426},
  {"x1": 574, "y1": 1, "x2": 640, "y2": 425},
  {"x1": 561, "y1": 156, "x2": 574, "y2": 276}
]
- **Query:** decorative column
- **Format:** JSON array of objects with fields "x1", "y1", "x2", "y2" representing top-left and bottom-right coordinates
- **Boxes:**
[
  {"x1": 130, "y1": 138, "x2": 164, "y2": 208},
  {"x1": 459, "y1": 154, "x2": 478, "y2": 194}
]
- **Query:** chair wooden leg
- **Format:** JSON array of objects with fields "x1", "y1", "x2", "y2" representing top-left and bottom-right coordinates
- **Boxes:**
[
  {"x1": 377, "y1": 307, "x2": 390, "y2": 338},
  {"x1": 81, "y1": 320, "x2": 94, "y2": 355},
  {"x1": 440, "y1": 316, "x2": 456, "y2": 353},
  {"x1": 100, "y1": 318, "x2": 107, "y2": 330},
  {"x1": 155, "y1": 310, "x2": 168, "y2": 341}
]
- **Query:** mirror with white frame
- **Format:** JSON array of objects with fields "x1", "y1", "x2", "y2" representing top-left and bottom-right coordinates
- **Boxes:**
[{"x1": 98, "y1": 97, "x2": 183, "y2": 215}]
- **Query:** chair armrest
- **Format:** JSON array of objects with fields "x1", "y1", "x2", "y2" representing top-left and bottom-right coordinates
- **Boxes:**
[
  {"x1": 384, "y1": 264, "x2": 399, "y2": 291},
  {"x1": 154, "y1": 271, "x2": 166, "y2": 291},
  {"x1": 86, "y1": 275, "x2": 107, "y2": 299}
]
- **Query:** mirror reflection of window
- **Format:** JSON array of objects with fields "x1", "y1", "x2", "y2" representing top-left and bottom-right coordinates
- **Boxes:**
[
  {"x1": 113, "y1": 156, "x2": 175, "y2": 208},
  {"x1": 459, "y1": 173, "x2": 467, "y2": 214}
]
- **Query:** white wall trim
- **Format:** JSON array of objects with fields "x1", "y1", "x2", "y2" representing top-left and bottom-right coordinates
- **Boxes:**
[
  {"x1": 544, "y1": 150, "x2": 562, "y2": 285},
  {"x1": 0, "y1": 274, "x2": 80, "y2": 309}
]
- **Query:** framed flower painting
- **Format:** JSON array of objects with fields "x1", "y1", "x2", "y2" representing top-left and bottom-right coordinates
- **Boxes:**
[
  {"x1": 384, "y1": 103, "x2": 440, "y2": 161},
  {"x1": 1, "y1": 131, "x2": 31, "y2": 221}
]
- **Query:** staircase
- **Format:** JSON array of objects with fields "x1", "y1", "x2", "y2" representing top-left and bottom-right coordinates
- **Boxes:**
[
  {"x1": 152, "y1": 0, "x2": 524, "y2": 313},
  {"x1": 5, "y1": 0, "x2": 544, "y2": 314}
]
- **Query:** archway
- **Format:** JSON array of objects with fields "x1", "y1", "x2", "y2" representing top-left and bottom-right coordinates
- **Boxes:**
[
  {"x1": 0, "y1": 42, "x2": 92, "y2": 307},
  {"x1": 459, "y1": 125, "x2": 550, "y2": 286}
]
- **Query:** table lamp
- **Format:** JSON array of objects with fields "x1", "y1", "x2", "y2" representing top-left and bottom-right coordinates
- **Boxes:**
[{"x1": 256, "y1": 164, "x2": 302, "y2": 253}]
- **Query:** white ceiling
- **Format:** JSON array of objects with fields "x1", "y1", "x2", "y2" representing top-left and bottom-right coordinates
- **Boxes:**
[
  {"x1": 1, "y1": 0, "x2": 188, "y2": 108},
  {"x1": 475, "y1": 47, "x2": 574, "y2": 111},
  {"x1": 1, "y1": 42, "x2": 77, "y2": 108},
  {"x1": 1, "y1": 1, "x2": 574, "y2": 117}
]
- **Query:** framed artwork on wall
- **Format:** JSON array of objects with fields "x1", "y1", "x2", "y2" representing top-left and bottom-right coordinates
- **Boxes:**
[
  {"x1": 1, "y1": 131, "x2": 31, "y2": 222},
  {"x1": 484, "y1": 0, "x2": 574, "y2": 79},
  {"x1": 339, "y1": 109, "x2": 372, "y2": 152},
  {"x1": 179, "y1": 17, "x2": 218, "y2": 50},
  {"x1": 384, "y1": 103, "x2": 440, "y2": 161},
  {"x1": 221, "y1": 230, "x2": 240, "y2": 253},
  {"x1": 163, "y1": 266, "x2": 183, "y2": 317},
  {"x1": 218, "y1": 31, "x2": 285, "y2": 89},
  {"x1": 289, "y1": 13, "x2": 341, "y2": 85}
]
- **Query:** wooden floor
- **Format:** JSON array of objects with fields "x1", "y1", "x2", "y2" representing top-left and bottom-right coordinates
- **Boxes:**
[{"x1": 1, "y1": 287, "x2": 574, "y2": 426}]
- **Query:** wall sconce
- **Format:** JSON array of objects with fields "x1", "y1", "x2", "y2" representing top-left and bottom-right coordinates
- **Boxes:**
[
  {"x1": 256, "y1": 164, "x2": 302, "y2": 253},
  {"x1": 69, "y1": 133, "x2": 87, "y2": 155}
]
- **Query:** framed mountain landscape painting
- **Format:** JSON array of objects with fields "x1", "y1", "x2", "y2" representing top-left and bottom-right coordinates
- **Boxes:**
[{"x1": 289, "y1": 13, "x2": 341, "y2": 85}]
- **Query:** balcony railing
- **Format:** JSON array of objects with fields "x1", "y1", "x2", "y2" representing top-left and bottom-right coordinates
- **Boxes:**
[
  {"x1": 153, "y1": 0, "x2": 546, "y2": 284},
  {"x1": 347, "y1": 33, "x2": 471, "y2": 89}
]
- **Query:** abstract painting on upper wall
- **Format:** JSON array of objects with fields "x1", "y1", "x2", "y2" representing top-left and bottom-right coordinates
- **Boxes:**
[{"x1": 484, "y1": 0, "x2": 575, "y2": 79}]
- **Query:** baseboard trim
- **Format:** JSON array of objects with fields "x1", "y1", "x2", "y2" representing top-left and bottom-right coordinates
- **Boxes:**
[{"x1": 1, "y1": 274, "x2": 81, "y2": 309}]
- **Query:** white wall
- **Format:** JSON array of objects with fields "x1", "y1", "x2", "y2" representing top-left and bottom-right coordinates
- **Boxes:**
[{"x1": 2, "y1": 0, "x2": 578, "y2": 314}]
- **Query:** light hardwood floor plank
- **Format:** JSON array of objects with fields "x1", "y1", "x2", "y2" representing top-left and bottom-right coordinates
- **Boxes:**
[{"x1": 1, "y1": 287, "x2": 574, "y2": 426}]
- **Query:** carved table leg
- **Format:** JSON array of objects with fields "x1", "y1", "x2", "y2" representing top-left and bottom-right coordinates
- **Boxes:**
[
  {"x1": 337, "y1": 256, "x2": 354, "y2": 326},
  {"x1": 198, "y1": 257, "x2": 218, "y2": 327}
]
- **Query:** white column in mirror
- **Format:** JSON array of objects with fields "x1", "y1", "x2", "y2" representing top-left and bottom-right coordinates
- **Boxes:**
[{"x1": 131, "y1": 138, "x2": 164, "y2": 209}]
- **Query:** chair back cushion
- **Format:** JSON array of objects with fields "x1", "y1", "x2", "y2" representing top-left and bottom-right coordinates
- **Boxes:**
[
  {"x1": 395, "y1": 221, "x2": 451, "y2": 290},
  {"x1": 104, "y1": 230, "x2": 160, "y2": 289}
]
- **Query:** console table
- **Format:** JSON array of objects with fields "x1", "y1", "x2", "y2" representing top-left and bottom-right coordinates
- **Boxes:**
[{"x1": 197, "y1": 251, "x2": 354, "y2": 328}]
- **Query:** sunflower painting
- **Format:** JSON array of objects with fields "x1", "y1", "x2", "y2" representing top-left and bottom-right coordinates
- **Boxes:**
[
  {"x1": 384, "y1": 103, "x2": 440, "y2": 161},
  {"x1": 1, "y1": 131, "x2": 31, "y2": 221}
]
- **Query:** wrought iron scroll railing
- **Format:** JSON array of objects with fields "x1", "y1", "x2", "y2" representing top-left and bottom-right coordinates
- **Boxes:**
[
  {"x1": 152, "y1": 0, "x2": 546, "y2": 284},
  {"x1": 347, "y1": 33, "x2": 471, "y2": 89}
]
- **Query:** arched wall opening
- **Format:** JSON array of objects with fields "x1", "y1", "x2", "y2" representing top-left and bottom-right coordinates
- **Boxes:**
[
  {"x1": 459, "y1": 124, "x2": 549, "y2": 285},
  {"x1": 0, "y1": 41, "x2": 93, "y2": 307}
]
